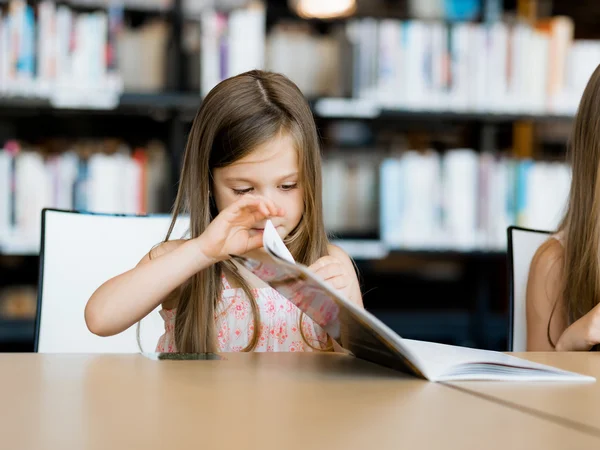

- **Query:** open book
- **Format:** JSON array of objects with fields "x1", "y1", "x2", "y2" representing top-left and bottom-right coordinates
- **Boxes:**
[{"x1": 231, "y1": 221, "x2": 595, "y2": 382}]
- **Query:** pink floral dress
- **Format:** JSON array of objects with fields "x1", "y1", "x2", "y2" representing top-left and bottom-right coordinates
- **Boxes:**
[{"x1": 156, "y1": 275, "x2": 330, "y2": 352}]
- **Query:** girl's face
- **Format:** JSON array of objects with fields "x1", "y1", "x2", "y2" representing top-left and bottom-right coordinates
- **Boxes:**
[{"x1": 212, "y1": 131, "x2": 304, "y2": 240}]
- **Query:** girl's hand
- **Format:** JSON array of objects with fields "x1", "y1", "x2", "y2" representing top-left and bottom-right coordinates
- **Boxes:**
[
  {"x1": 556, "y1": 303, "x2": 600, "y2": 351},
  {"x1": 309, "y1": 255, "x2": 355, "y2": 304},
  {"x1": 197, "y1": 195, "x2": 284, "y2": 262}
]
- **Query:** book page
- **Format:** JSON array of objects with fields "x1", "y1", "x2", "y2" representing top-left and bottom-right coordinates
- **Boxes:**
[
  {"x1": 263, "y1": 220, "x2": 295, "y2": 264},
  {"x1": 232, "y1": 222, "x2": 428, "y2": 378},
  {"x1": 401, "y1": 339, "x2": 595, "y2": 382}
]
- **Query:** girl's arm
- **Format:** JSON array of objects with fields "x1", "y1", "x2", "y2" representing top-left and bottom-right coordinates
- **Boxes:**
[
  {"x1": 526, "y1": 238, "x2": 567, "y2": 351},
  {"x1": 527, "y1": 237, "x2": 600, "y2": 351},
  {"x1": 85, "y1": 195, "x2": 284, "y2": 337}
]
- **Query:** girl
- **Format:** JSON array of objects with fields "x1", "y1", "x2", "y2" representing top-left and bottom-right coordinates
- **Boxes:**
[
  {"x1": 84, "y1": 70, "x2": 364, "y2": 353},
  {"x1": 527, "y1": 64, "x2": 600, "y2": 351}
]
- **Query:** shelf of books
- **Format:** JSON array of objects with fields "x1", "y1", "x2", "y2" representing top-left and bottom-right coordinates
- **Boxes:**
[
  {"x1": 0, "y1": 0, "x2": 266, "y2": 108},
  {"x1": 269, "y1": 15, "x2": 594, "y2": 118},
  {"x1": 0, "y1": 139, "x2": 171, "y2": 256},
  {"x1": 0, "y1": 1, "x2": 594, "y2": 119},
  {"x1": 0, "y1": 144, "x2": 569, "y2": 256},
  {"x1": 312, "y1": 99, "x2": 576, "y2": 122},
  {"x1": 0, "y1": 0, "x2": 174, "y2": 11}
]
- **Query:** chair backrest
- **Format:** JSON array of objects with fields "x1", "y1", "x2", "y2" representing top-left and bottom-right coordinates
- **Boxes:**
[
  {"x1": 35, "y1": 209, "x2": 189, "y2": 353},
  {"x1": 507, "y1": 226, "x2": 552, "y2": 352}
]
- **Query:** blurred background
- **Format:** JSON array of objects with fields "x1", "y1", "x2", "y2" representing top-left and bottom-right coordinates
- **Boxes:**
[{"x1": 0, "y1": 0, "x2": 593, "y2": 351}]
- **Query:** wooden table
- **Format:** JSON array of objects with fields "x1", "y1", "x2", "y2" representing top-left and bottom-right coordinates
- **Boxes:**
[
  {"x1": 450, "y1": 352, "x2": 600, "y2": 436},
  {"x1": 0, "y1": 352, "x2": 599, "y2": 450}
]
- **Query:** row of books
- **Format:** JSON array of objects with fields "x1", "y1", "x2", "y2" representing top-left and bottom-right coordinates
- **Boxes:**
[
  {"x1": 266, "y1": 22, "x2": 345, "y2": 98},
  {"x1": 0, "y1": 144, "x2": 570, "y2": 254},
  {"x1": 0, "y1": 0, "x2": 127, "y2": 107},
  {"x1": 3, "y1": 2, "x2": 592, "y2": 118},
  {"x1": 269, "y1": 16, "x2": 597, "y2": 115},
  {"x1": 271, "y1": 149, "x2": 571, "y2": 252},
  {"x1": 71, "y1": 0, "x2": 173, "y2": 11},
  {"x1": 407, "y1": 0, "x2": 499, "y2": 22},
  {"x1": 199, "y1": 2, "x2": 266, "y2": 96},
  {"x1": 0, "y1": 0, "x2": 269, "y2": 103},
  {"x1": 381, "y1": 150, "x2": 570, "y2": 250},
  {"x1": 322, "y1": 153, "x2": 379, "y2": 235},
  {"x1": 0, "y1": 0, "x2": 207, "y2": 106},
  {"x1": 0, "y1": 140, "x2": 170, "y2": 253}
]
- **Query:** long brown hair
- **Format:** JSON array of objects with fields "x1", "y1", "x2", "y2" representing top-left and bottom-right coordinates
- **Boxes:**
[
  {"x1": 164, "y1": 70, "x2": 329, "y2": 353},
  {"x1": 552, "y1": 64, "x2": 600, "y2": 347}
]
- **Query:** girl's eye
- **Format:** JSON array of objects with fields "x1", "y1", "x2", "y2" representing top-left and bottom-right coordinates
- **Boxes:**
[
  {"x1": 233, "y1": 187, "x2": 253, "y2": 195},
  {"x1": 280, "y1": 183, "x2": 298, "y2": 191}
]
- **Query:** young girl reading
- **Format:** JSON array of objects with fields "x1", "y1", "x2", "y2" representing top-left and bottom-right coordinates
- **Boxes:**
[
  {"x1": 84, "y1": 70, "x2": 363, "y2": 353},
  {"x1": 527, "y1": 64, "x2": 600, "y2": 351}
]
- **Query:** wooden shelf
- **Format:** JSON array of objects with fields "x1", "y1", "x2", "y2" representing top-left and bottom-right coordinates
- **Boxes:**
[{"x1": 0, "y1": 92, "x2": 202, "y2": 116}]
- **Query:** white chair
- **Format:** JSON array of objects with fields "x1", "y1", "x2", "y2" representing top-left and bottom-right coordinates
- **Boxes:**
[
  {"x1": 35, "y1": 209, "x2": 189, "y2": 353},
  {"x1": 507, "y1": 226, "x2": 552, "y2": 352}
]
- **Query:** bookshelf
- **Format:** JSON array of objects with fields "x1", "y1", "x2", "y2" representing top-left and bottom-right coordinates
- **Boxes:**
[
  {"x1": 0, "y1": 92, "x2": 578, "y2": 121},
  {"x1": 0, "y1": 92, "x2": 202, "y2": 115},
  {"x1": 0, "y1": 0, "x2": 591, "y2": 352},
  {"x1": 0, "y1": 0, "x2": 173, "y2": 12},
  {"x1": 312, "y1": 98, "x2": 576, "y2": 122}
]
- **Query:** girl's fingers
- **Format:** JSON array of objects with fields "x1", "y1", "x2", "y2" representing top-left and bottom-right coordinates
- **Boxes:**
[
  {"x1": 309, "y1": 256, "x2": 339, "y2": 271},
  {"x1": 230, "y1": 195, "x2": 284, "y2": 223},
  {"x1": 327, "y1": 275, "x2": 348, "y2": 290},
  {"x1": 309, "y1": 259, "x2": 348, "y2": 290},
  {"x1": 310, "y1": 258, "x2": 344, "y2": 280},
  {"x1": 262, "y1": 197, "x2": 283, "y2": 217},
  {"x1": 246, "y1": 233, "x2": 264, "y2": 252},
  {"x1": 318, "y1": 265, "x2": 344, "y2": 281},
  {"x1": 232, "y1": 195, "x2": 260, "y2": 214},
  {"x1": 250, "y1": 208, "x2": 267, "y2": 224},
  {"x1": 259, "y1": 202, "x2": 270, "y2": 218}
]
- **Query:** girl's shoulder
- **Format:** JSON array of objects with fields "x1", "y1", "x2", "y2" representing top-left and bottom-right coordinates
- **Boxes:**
[
  {"x1": 327, "y1": 243, "x2": 345, "y2": 257},
  {"x1": 529, "y1": 236, "x2": 564, "y2": 289},
  {"x1": 327, "y1": 243, "x2": 355, "y2": 269}
]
